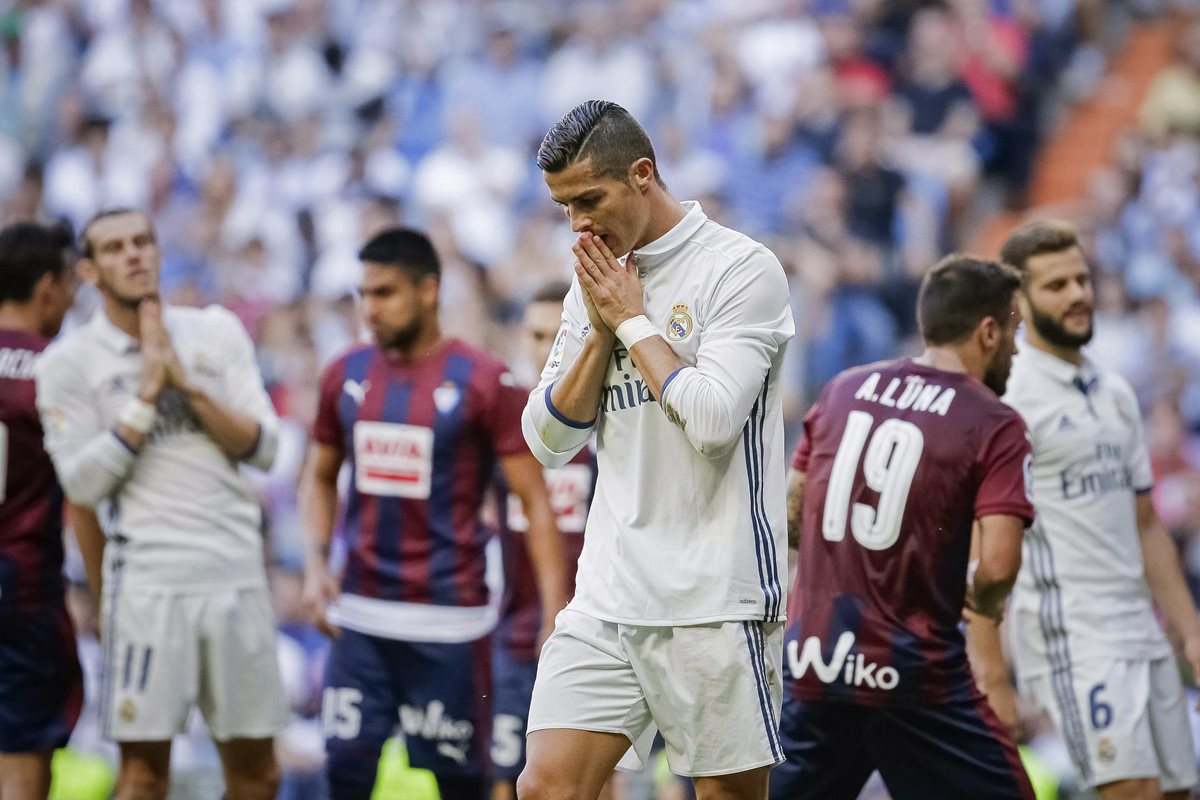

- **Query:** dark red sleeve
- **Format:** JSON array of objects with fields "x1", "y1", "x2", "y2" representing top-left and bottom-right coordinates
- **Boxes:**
[
  {"x1": 792, "y1": 399, "x2": 822, "y2": 472},
  {"x1": 485, "y1": 366, "x2": 529, "y2": 459},
  {"x1": 311, "y1": 360, "x2": 345, "y2": 447},
  {"x1": 974, "y1": 411, "x2": 1034, "y2": 525}
]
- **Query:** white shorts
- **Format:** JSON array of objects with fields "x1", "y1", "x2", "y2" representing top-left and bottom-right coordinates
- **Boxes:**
[
  {"x1": 526, "y1": 609, "x2": 784, "y2": 777},
  {"x1": 1021, "y1": 656, "x2": 1198, "y2": 792},
  {"x1": 100, "y1": 584, "x2": 288, "y2": 742}
]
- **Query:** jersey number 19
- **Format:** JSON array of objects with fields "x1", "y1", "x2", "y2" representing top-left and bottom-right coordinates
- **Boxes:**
[{"x1": 821, "y1": 410, "x2": 924, "y2": 551}]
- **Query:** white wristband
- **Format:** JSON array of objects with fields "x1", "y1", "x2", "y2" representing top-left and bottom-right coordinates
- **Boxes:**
[
  {"x1": 615, "y1": 315, "x2": 659, "y2": 350},
  {"x1": 117, "y1": 398, "x2": 158, "y2": 435}
]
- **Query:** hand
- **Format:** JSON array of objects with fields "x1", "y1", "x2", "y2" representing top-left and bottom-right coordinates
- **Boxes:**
[
  {"x1": 141, "y1": 297, "x2": 193, "y2": 392},
  {"x1": 137, "y1": 298, "x2": 168, "y2": 402},
  {"x1": 980, "y1": 680, "x2": 1021, "y2": 738},
  {"x1": 303, "y1": 560, "x2": 342, "y2": 639},
  {"x1": 1184, "y1": 635, "x2": 1200, "y2": 710},
  {"x1": 577, "y1": 270, "x2": 611, "y2": 337},
  {"x1": 572, "y1": 232, "x2": 645, "y2": 332}
]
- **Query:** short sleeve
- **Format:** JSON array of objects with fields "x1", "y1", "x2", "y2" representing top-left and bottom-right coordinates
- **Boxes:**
[
  {"x1": 974, "y1": 411, "x2": 1035, "y2": 524},
  {"x1": 312, "y1": 360, "x2": 345, "y2": 448},
  {"x1": 486, "y1": 366, "x2": 529, "y2": 459}
]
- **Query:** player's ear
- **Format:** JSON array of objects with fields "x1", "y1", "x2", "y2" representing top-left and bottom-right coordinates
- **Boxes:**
[
  {"x1": 419, "y1": 273, "x2": 440, "y2": 307},
  {"x1": 76, "y1": 257, "x2": 98, "y2": 288},
  {"x1": 978, "y1": 315, "x2": 1000, "y2": 353},
  {"x1": 630, "y1": 158, "x2": 654, "y2": 193}
]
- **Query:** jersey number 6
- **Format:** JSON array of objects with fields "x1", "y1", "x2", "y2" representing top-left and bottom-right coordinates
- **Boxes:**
[{"x1": 822, "y1": 410, "x2": 924, "y2": 551}]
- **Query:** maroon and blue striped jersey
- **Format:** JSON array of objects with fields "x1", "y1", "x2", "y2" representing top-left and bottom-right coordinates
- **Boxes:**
[
  {"x1": 786, "y1": 359, "x2": 1033, "y2": 706},
  {"x1": 494, "y1": 445, "x2": 596, "y2": 661},
  {"x1": 0, "y1": 329, "x2": 65, "y2": 615},
  {"x1": 312, "y1": 338, "x2": 527, "y2": 607}
]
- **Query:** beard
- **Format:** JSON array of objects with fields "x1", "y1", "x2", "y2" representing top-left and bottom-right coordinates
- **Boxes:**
[
  {"x1": 1028, "y1": 300, "x2": 1093, "y2": 349},
  {"x1": 375, "y1": 319, "x2": 423, "y2": 351},
  {"x1": 982, "y1": 360, "x2": 1010, "y2": 396}
]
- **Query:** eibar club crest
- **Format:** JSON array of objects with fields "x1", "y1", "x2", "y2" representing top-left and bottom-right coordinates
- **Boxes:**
[
  {"x1": 433, "y1": 381, "x2": 461, "y2": 413},
  {"x1": 667, "y1": 303, "x2": 692, "y2": 341}
]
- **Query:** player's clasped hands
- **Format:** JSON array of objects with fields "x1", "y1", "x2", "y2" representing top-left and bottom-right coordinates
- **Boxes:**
[
  {"x1": 572, "y1": 231, "x2": 645, "y2": 333},
  {"x1": 137, "y1": 296, "x2": 190, "y2": 400}
]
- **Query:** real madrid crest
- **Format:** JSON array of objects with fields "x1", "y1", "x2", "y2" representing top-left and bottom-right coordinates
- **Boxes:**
[{"x1": 667, "y1": 303, "x2": 692, "y2": 341}]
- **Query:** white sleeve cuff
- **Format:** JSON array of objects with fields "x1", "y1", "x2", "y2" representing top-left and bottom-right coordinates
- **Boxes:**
[{"x1": 521, "y1": 383, "x2": 593, "y2": 468}]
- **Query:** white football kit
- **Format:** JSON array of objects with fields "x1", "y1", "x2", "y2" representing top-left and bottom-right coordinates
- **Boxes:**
[
  {"x1": 36, "y1": 305, "x2": 288, "y2": 741},
  {"x1": 522, "y1": 201, "x2": 794, "y2": 775},
  {"x1": 1005, "y1": 343, "x2": 1196, "y2": 792}
]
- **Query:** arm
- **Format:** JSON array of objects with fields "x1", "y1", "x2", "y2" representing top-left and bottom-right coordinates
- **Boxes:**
[
  {"x1": 300, "y1": 442, "x2": 344, "y2": 638},
  {"x1": 575, "y1": 233, "x2": 794, "y2": 458},
  {"x1": 523, "y1": 282, "x2": 606, "y2": 468},
  {"x1": 786, "y1": 468, "x2": 807, "y2": 551},
  {"x1": 967, "y1": 513, "x2": 1024, "y2": 622},
  {"x1": 169, "y1": 306, "x2": 279, "y2": 468},
  {"x1": 1138, "y1": 493, "x2": 1200, "y2": 678},
  {"x1": 35, "y1": 349, "x2": 142, "y2": 508},
  {"x1": 964, "y1": 522, "x2": 1019, "y2": 733},
  {"x1": 68, "y1": 502, "x2": 106, "y2": 609},
  {"x1": 501, "y1": 452, "x2": 568, "y2": 647},
  {"x1": 183, "y1": 386, "x2": 271, "y2": 464}
]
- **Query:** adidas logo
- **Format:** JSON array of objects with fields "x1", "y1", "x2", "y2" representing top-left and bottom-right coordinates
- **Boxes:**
[{"x1": 1058, "y1": 414, "x2": 1074, "y2": 430}]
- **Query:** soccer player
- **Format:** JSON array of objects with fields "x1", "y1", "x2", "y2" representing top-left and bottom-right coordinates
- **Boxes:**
[
  {"x1": 518, "y1": 100, "x2": 795, "y2": 800},
  {"x1": 34, "y1": 209, "x2": 287, "y2": 800},
  {"x1": 996, "y1": 220, "x2": 1200, "y2": 800},
  {"x1": 771, "y1": 255, "x2": 1036, "y2": 800},
  {"x1": 0, "y1": 221, "x2": 81, "y2": 800},
  {"x1": 491, "y1": 279, "x2": 599, "y2": 800},
  {"x1": 301, "y1": 228, "x2": 566, "y2": 800}
]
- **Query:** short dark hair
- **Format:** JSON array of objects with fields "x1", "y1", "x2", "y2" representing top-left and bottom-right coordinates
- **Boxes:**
[
  {"x1": 79, "y1": 208, "x2": 153, "y2": 259},
  {"x1": 0, "y1": 221, "x2": 73, "y2": 303},
  {"x1": 531, "y1": 280, "x2": 572, "y2": 305},
  {"x1": 999, "y1": 219, "x2": 1081, "y2": 276},
  {"x1": 918, "y1": 254, "x2": 1021, "y2": 346},
  {"x1": 537, "y1": 100, "x2": 661, "y2": 184},
  {"x1": 358, "y1": 227, "x2": 440, "y2": 277}
]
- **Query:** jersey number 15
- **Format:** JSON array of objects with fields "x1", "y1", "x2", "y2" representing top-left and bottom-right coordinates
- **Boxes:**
[{"x1": 822, "y1": 410, "x2": 924, "y2": 551}]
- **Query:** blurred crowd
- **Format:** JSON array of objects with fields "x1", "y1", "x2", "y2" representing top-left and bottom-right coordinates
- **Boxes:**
[{"x1": 8, "y1": 0, "x2": 1200, "y2": 797}]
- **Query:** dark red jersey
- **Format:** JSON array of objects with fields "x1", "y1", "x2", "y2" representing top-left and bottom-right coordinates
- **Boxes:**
[
  {"x1": 312, "y1": 339, "x2": 527, "y2": 607},
  {"x1": 787, "y1": 359, "x2": 1033, "y2": 706},
  {"x1": 0, "y1": 329, "x2": 65, "y2": 614},
  {"x1": 495, "y1": 445, "x2": 596, "y2": 661}
]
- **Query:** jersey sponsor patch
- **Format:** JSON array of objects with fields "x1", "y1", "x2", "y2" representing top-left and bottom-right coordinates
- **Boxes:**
[
  {"x1": 506, "y1": 464, "x2": 591, "y2": 533},
  {"x1": 546, "y1": 325, "x2": 569, "y2": 373},
  {"x1": 353, "y1": 421, "x2": 434, "y2": 498}
]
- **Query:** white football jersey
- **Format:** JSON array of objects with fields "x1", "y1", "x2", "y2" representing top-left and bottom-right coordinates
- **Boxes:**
[
  {"x1": 36, "y1": 305, "x2": 279, "y2": 589},
  {"x1": 523, "y1": 201, "x2": 795, "y2": 625},
  {"x1": 1004, "y1": 342, "x2": 1171, "y2": 679}
]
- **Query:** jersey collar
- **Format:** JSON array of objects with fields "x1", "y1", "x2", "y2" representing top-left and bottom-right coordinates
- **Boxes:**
[
  {"x1": 629, "y1": 200, "x2": 707, "y2": 270},
  {"x1": 1017, "y1": 338, "x2": 1099, "y2": 390},
  {"x1": 89, "y1": 307, "x2": 140, "y2": 355}
]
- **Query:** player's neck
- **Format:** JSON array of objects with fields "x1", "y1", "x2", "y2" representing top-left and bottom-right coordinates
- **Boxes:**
[
  {"x1": 384, "y1": 324, "x2": 443, "y2": 363},
  {"x1": 633, "y1": 189, "x2": 687, "y2": 251},
  {"x1": 104, "y1": 296, "x2": 142, "y2": 339},
  {"x1": 1024, "y1": 330, "x2": 1083, "y2": 367},
  {"x1": 0, "y1": 303, "x2": 42, "y2": 336},
  {"x1": 914, "y1": 347, "x2": 979, "y2": 380}
]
